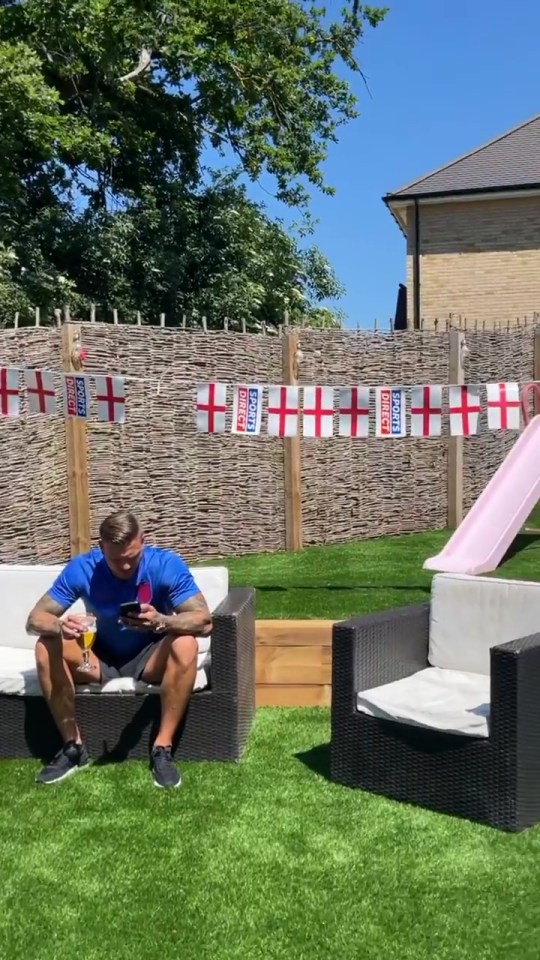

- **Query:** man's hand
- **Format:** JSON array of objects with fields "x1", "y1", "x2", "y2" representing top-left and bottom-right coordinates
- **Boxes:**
[
  {"x1": 120, "y1": 603, "x2": 162, "y2": 632},
  {"x1": 59, "y1": 614, "x2": 87, "y2": 640}
]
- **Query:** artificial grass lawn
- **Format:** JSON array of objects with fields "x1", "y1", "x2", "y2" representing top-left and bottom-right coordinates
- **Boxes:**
[
  {"x1": 221, "y1": 526, "x2": 540, "y2": 619},
  {"x1": 3, "y1": 529, "x2": 540, "y2": 959},
  {"x1": 2, "y1": 709, "x2": 540, "y2": 960}
]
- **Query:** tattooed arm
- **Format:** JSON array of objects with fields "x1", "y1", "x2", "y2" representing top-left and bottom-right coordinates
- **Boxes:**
[
  {"x1": 156, "y1": 592, "x2": 213, "y2": 637},
  {"x1": 26, "y1": 594, "x2": 71, "y2": 638}
]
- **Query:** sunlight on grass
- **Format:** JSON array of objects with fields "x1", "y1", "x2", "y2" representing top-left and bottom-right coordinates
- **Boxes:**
[
  {"x1": 3, "y1": 529, "x2": 540, "y2": 959},
  {"x1": 214, "y1": 529, "x2": 540, "y2": 618},
  {"x1": 2, "y1": 709, "x2": 540, "y2": 960}
]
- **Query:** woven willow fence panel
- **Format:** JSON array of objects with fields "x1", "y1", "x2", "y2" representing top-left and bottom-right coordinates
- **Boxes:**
[
  {"x1": 80, "y1": 324, "x2": 284, "y2": 560},
  {"x1": 0, "y1": 327, "x2": 70, "y2": 563},
  {"x1": 297, "y1": 331, "x2": 450, "y2": 545},
  {"x1": 0, "y1": 324, "x2": 536, "y2": 563}
]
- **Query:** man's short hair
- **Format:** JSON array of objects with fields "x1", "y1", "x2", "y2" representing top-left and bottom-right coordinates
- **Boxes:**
[{"x1": 99, "y1": 510, "x2": 141, "y2": 546}]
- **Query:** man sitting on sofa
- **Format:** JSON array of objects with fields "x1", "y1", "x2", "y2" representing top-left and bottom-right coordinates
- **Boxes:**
[{"x1": 26, "y1": 509, "x2": 212, "y2": 789}]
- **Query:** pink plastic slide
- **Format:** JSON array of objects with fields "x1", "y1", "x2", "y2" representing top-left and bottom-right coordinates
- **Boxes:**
[{"x1": 423, "y1": 414, "x2": 540, "y2": 576}]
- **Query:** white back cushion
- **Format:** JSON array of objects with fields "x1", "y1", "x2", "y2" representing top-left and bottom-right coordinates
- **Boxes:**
[
  {"x1": 429, "y1": 572, "x2": 540, "y2": 675},
  {"x1": 0, "y1": 562, "x2": 229, "y2": 651},
  {"x1": 190, "y1": 566, "x2": 229, "y2": 613},
  {"x1": 0, "y1": 565, "x2": 85, "y2": 650}
]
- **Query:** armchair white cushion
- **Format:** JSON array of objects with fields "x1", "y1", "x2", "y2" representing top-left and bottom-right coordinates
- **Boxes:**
[
  {"x1": 357, "y1": 666, "x2": 490, "y2": 737},
  {"x1": 356, "y1": 573, "x2": 540, "y2": 738}
]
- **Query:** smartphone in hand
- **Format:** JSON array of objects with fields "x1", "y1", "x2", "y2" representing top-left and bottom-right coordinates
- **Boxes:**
[{"x1": 119, "y1": 601, "x2": 141, "y2": 618}]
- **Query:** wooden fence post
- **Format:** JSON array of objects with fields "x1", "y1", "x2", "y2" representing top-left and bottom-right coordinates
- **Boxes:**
[
  {"x1": 447, "y1": 329, "x2": 464, "y2": 528},
  {"x1": 61, "y1": 322, "x2": 91, "y2": 556},
  {"x1": 534, "y1": 327, "x2": 540, "y2": 416},
  {"x1": 282, "y1": 330, "x2": 303, "y2": 550}
]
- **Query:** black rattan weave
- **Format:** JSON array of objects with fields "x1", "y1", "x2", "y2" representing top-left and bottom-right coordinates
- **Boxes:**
[
  {"x1": 0, "y1": 587, "x2": 256, "y2": 763},
  {"x1": 330, "y1": 603, "x2": 540, "y2": 832}
]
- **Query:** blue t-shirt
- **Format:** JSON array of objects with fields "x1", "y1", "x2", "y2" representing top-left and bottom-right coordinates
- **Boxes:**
[{"x1": 48, "y1": 545, "x2": 200, "y2": 664}]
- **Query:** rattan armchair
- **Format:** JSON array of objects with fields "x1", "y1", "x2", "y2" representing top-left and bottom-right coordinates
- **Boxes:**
[{"x1": 330, "y1": 578, "x2": 540, "y2": 832}]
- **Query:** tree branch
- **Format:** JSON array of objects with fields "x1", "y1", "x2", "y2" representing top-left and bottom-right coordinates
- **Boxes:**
[{"x1": 118, "y1": 47, "x2": 152, "y2": 82}]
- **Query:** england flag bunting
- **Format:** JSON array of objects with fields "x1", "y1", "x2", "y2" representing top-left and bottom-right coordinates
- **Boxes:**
[
  {"x1": 303, "y1": 386, "x2": 334, "y2": 438},
  {"x1": 267, "y1": 385, "x2": 299, "y2": 437},
  {"x1": 94, "y1": 375, "x2": 126, "y2": 424},
  {"x1": 486, "y1": 382, "x2": 521, "y2": 431},
  {"x1": 24, "y1": 369, "x2": 57, "y2": 416},
  {"x1": 196, "y1": 382, "x2": 227, "y2": 433},
  {"x1": 0, "y1": 367, "x2": 20, "y2": 417},
  {"x1": 410, "y1": 385, "x2": 442, "y2": 437},
  {"x1": 448, "y1": 384, "x2": 481, "y2": 436},
  {"x1": 338, "y1": 387, "x2": 370, "y2": 437}
]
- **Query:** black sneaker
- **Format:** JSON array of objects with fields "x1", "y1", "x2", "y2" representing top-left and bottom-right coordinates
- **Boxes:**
[
  {"x1": 151, "y1": 745, "x2": 181, "y2": 789},
  {"x1": 36, "y1": 741, "x2": 90, "y2": 785}
]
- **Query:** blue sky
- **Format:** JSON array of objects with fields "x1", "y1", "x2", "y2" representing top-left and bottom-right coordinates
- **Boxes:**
[{"x1": 235, "y1": 0, "x2": 540, "y2": 329}]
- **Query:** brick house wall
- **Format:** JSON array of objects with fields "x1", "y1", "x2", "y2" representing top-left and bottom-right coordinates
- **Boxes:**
[{"x1": 406, "y1": 194, "x2": 540, "y2": 326}]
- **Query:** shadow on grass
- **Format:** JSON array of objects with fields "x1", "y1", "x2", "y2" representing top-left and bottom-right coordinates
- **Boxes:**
[
  {"x1": 500, "y1": 531, "x2": 540, "y2": 565},
  {"x1": 295, "y1": 743, "x2": 331, "y2": 781},
  {"x1": 257, "y1": 584, "x2": 431, "y2": 594}
]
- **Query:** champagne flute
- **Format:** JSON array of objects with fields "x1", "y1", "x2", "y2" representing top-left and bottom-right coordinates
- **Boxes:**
[{"x1": 79, "y1": 614, "x2": 97, "y2": 672}]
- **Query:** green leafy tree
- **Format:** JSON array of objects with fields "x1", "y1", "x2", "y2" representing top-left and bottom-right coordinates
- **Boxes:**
[{"x1": 0, "y1": 0, "x2": 387, "y2": 327}]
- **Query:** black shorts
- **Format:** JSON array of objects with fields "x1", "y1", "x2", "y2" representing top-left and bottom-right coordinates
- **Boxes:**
[{"x1": 94, "y1": 637, "x2": 158, "y2": 684}]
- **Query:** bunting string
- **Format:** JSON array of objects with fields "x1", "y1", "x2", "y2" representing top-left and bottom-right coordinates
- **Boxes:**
[
  {"x1": 2, "y1": 363, "x2": 540, "y2": 437},
  {"x1": 195, "y1": 381, "x2": 532, "y2": 438}
]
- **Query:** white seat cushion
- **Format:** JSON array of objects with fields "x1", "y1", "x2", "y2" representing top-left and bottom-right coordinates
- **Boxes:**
[
  {"x1": 0, "y1": 646, "x2": 209, "y2": 696},
  {"x1": 356, "y1": 666, "x2": 490, "y2": 738},
  {"x1": 429, "y1": 572, "x2": 540, "y2": 676}
]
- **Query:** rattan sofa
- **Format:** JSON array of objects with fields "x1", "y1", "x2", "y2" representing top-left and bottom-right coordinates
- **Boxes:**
[
  {"x1": 0, "y1": 563, "x2": 255, "y2": 763},
  {"x1": 331, "y1": 572, "x2": 540, "y2": 832}
]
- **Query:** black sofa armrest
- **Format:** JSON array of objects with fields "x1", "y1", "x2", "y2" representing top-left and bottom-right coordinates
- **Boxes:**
[
  {"x1": 332, "y1": 603, "x2": 430, "y2": 716},
  {"x1": 490, "y1": 633, "x2": 540, "y2": 757},
  {"x1": 210, "y1": 587, "x2": 256, "y2": 696}
]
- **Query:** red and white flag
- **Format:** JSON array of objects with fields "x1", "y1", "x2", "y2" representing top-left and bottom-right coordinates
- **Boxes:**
[
  {"x1": 94, "y1": 375, "x2": 126, "y2": 423},
  {"x1": 410, "y1": 385, "x2": 442, "y2": 437},
  {"x1": 448, "y1": 385, "x2": 481, "y2": 436},
  {"x1": 302, "y1": 386, "x2": 334, "y2": 438},
  {"x1": 338, "y1": 386, "x2": 370, "y2": 438},
  {"x1": 267, "y1": 385, "x2": 299, "y2": 437},
  {"x1": 24, "y1": 369, "x2": 56, "y2": 416},
  {"x1": 196, "y1": 382, "x2": 227, "y2": 433},
  {"x1": 231, "y1": 384, "x2": 263, "y2": 435},
  {"x1": 486, "y1": 382, "x2": 520, "y2": 431},
  {"x1": 0, "y1": 367, "x2": 20, "y2": 417}
]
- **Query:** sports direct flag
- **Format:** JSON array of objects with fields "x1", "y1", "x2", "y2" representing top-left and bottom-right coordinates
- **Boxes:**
[
  {"x1": 302, "y1": 386, "x2": 334, "y2": 438},
  {"x1": 410, "y1": 385, "x2": 442, "y2": 437},
  {"x1": 338, "y1": 386, "x2": 370, "y2": 438},
  {"x1": 94, "y1": 375, "x2": 126, "y2": 424},
  {"x1": 0, "y1": 367, "x2": 20, "y2": 417},
  {"x1": 267, "y1": 385, "x2": 299, "y2": 437},
  {"x1": 196, "y1": 382, "x2": 227, "y2": 433},
  {"x1": 62, "y1": 374, "x2": 90, "y2": 419},
  {"x1": 231, "y1": 384, "x2": 263, "y2": 435},
  {"x1": 486, "y1": 382, "x2": 521, "y2": 431},
  {"x1": 24, "y1": 369, "x2": 57, "y2": 416},
  {"x1": 375, "y1": 387, "x2": 406, "y2": 438},
  {"x1": 448, "y1": 385, "x2": 481, "y2": 436}
]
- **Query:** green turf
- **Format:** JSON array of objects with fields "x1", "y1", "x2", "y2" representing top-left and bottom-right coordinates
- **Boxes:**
[
  {"x1": 2, "y1": 708, "x2": 540, "y2": 960},
  {"x1": 4, "y1": 529, "x2": 540, "y2": 959},
  {"x1": 217, "y1": 527, "x2": 540, "y2": 619}
]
